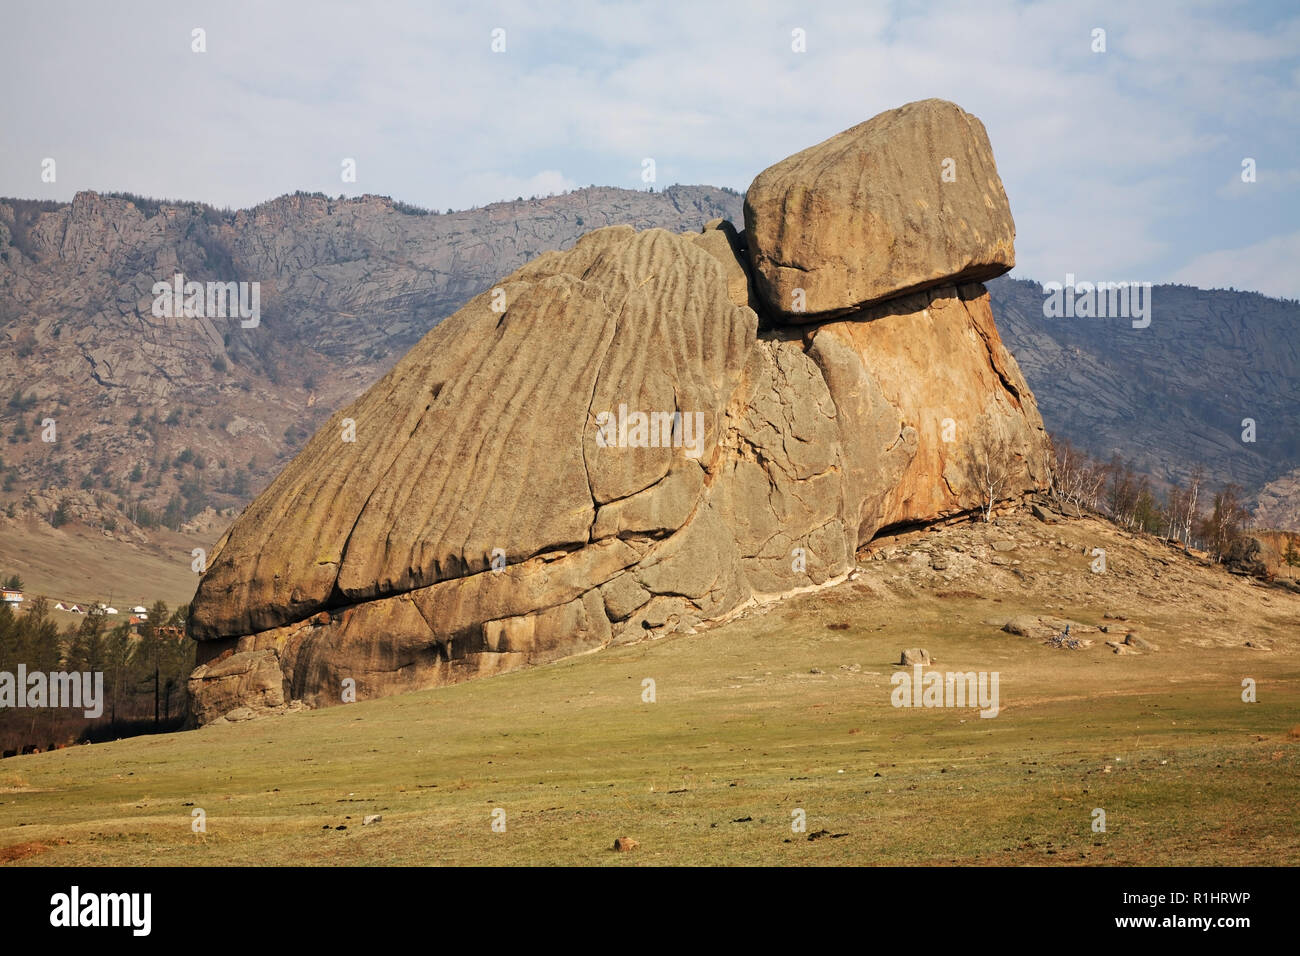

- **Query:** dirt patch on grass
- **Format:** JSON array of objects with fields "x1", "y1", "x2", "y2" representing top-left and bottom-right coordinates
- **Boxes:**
[{"x1": 0, "y1": 839, "x2": 67, "y2": 863}]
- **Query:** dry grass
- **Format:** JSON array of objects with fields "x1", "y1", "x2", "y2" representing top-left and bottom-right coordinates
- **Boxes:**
[{"x1": 0, "y1": 517, "x2": 212, "y2": 614}]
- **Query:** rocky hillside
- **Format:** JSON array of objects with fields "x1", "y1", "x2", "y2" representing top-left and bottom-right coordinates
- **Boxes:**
[
  {"x1": 990, "y1": 276, "x2": 1300, "y2": 525},
  {"x1": 1255, "y1": 469, "x2": 1300, "y2": 530},
  {"x1": 0, "y1": 185, "x2": 742, "y2": 535}
]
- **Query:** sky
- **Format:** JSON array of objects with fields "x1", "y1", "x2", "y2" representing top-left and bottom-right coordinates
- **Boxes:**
[{"x1": 2, "y1": 0, "x2": 1298, "y2": 297}]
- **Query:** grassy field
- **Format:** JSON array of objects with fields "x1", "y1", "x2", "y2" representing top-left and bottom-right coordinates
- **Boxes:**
[{"x1": 2, "y1": 516, "x2": 1297, "y2": 865}]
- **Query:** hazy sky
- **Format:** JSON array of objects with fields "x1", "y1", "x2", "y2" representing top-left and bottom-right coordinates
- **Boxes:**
[{"x1": 2, "y1": 0, "x2": 1297, "y2": 296}]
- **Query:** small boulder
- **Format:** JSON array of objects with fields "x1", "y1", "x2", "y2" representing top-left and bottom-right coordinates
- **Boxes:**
[
  {"x1": 363, "y1": 814, "x2": 382, "y2": 825},
  {"x1": 1124, "y1": 634, "x2": 1157, "y2": 652},
  {"x1": 899, "y1": 648, "x2": 933, "y2": 665},
  {"x1": 1002, "y1": 616, "x2": 1041, "y2": 637},
  {"x1": 614, "y1": 837, "x2": 640, "y2": 852}
]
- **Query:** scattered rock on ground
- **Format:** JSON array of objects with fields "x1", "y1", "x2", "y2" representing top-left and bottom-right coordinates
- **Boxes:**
[{"x1": 899, "y1": 648, "x2": 933, "y2": 665}]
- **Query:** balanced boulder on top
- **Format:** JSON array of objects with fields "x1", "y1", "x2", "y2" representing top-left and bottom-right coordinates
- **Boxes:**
[{"x1": 744, "y1": 98, "x2": 1016, "y2": 321}]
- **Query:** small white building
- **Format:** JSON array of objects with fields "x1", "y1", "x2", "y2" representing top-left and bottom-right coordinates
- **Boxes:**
[
  {"x1": 132, "y1": 605, "x2": 148, "y2": 617},
  {"x1": 1, "y1": 588, "x2": 22, "y2": 605}
]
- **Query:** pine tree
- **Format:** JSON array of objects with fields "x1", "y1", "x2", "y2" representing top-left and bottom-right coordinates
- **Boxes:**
[
  {"x1": 13, "y1": 597, "x2": 62, "y2": 746},
  {"x1": 103, "y1": 623, "x2": 136, "y2": 723},
  {"x1": 135, "y1": 600, "x2": 174, "y2": 726},
  {"x1": 67, "y1": 604, "x2": 108, "y2": 673}
]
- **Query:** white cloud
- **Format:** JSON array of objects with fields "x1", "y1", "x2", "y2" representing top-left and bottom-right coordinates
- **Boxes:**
[
  {"x1": 0, "y1": 0, "x2": 1296, "y2": 292},
  {"x1": 458, "y1": 170, "x2": 578, "y2": 206},
  {"x1": 1169, "y1": 231, "x2": 1300, "y2": 299}
]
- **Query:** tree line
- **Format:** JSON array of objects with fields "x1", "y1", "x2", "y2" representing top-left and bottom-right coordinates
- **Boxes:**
[
  {"x1": 0, "y1": 596, "x2": 195, "y2": 754},
  {"x1": 1049, "y1": 435, "x2": 1253, "y2": 562}
]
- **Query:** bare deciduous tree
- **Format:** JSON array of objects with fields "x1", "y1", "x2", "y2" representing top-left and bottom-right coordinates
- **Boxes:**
[
  {"x1": 1199, "y1": 483, "x2": 1251, "y2": 563},
  {"x1": 1050, "y1": 435, "x2": 1106, "y2": 511},
  {"x1": 966, "y1": 424, "x2": 1020, "y2": 523}
]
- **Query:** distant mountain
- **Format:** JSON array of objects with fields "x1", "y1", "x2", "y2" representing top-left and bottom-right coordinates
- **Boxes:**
[
  {"x1": 2, "y1": 188, "x2": 1297, "y2": 538},
  {"x1": 989, "y1": 276, "x2": 1300, "y2": 527}
]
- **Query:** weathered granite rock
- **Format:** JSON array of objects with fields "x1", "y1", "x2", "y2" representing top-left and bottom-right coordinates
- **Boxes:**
[
  {"x1": 745, "y1": 98, "x2": 1015, "y2": 321},
  {"x1": 681, "y1": 218, "x2": 759, "y2": 312},
  {"x1": 190, "y1": 225, "x2": 843, "y2": 717},
  {"x1": 806, "y1": 282, "x2": 1051, "y2": 537},
  {"x1": 188, "y1": 103, "x2": 1051, "y2": 723}
]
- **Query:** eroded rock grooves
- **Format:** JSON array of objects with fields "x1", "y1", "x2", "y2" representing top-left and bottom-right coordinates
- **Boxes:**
[{"x1": 188, "y1": 99, "x2": 1052, "y2": 724}]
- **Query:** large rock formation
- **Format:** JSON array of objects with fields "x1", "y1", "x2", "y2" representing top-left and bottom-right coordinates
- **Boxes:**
[{"x1": 188, "y1": 99, "x2": 1052, "y2": 724}]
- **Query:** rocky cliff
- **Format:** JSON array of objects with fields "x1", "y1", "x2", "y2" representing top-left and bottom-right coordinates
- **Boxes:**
[{"x1": 186, "y1": 99, "x2": 1052, "y2": 723}]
